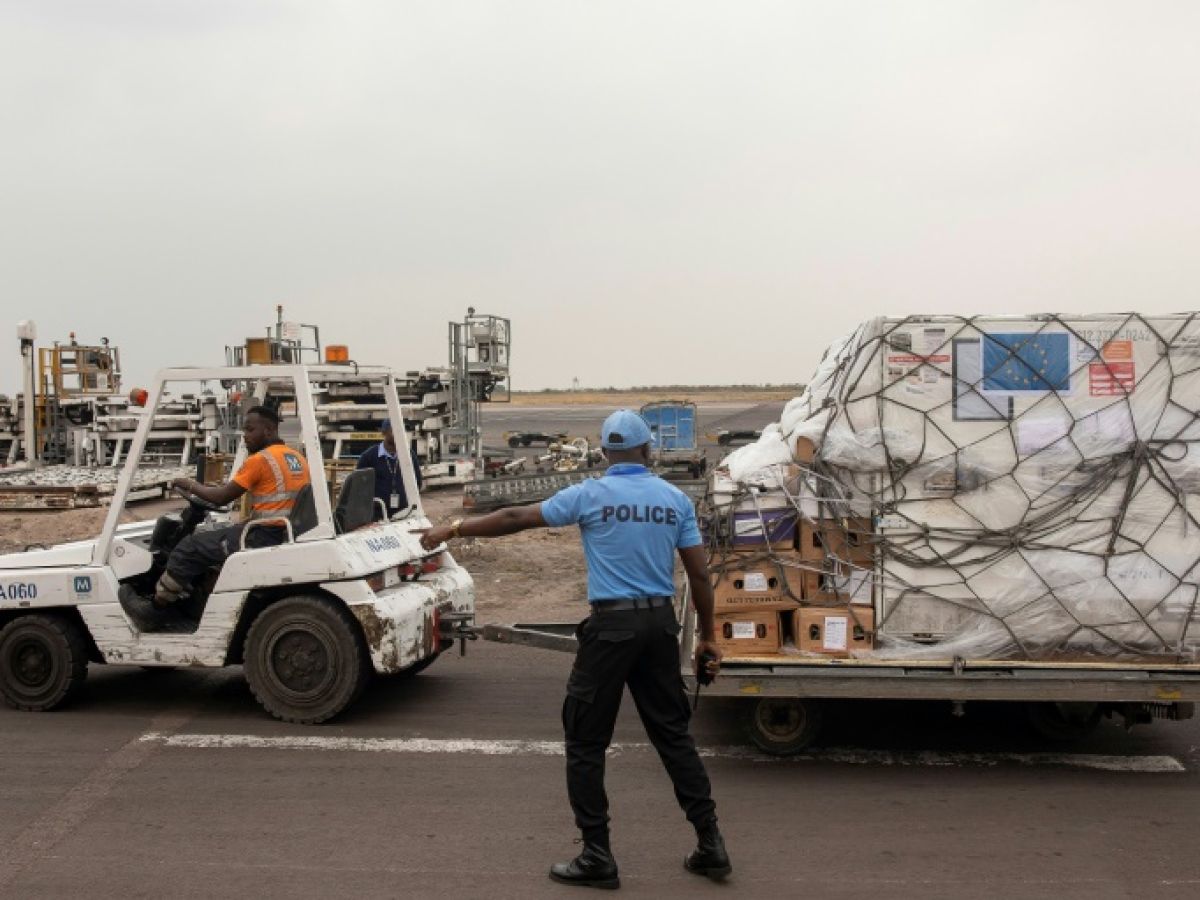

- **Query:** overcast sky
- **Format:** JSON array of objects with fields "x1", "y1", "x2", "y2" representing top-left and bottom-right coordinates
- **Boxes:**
[{"x1": 2, "y1": 1, "x2": 1199, "y2": 394}]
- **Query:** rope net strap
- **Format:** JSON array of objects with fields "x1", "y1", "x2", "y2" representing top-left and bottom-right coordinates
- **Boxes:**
[{"x1": 705, "y1": 312, "x2": 1200, "y2": 663}]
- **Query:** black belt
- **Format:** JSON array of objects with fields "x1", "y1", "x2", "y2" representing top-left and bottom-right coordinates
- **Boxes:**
[{"x1": 590, "y1": 596, "x2": 673, "y2": 612}]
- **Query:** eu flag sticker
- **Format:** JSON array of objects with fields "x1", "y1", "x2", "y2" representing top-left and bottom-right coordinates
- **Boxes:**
[{"x1": 983, "y1": 333, "x2": 1071, "y2": 392}]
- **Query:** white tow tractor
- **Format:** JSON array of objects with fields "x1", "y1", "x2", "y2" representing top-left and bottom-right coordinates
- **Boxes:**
[{"x1": 0, "y1": 365, "x2": 474, "y2": 723}]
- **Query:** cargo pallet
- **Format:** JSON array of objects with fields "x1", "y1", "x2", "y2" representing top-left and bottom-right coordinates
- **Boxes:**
[{"x1": 0, "y1": 466, "x2": 190, "y2": 511}]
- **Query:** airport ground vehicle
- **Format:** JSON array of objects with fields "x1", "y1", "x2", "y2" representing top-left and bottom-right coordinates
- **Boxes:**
[
  {"x1": 713, "y1": 428, "x2": 761, "y2": 446},
  {"x1": 504, "y1": 430, "x2": 568, "y2": 448},
  {"x1": 641, "y1": 401, "x2": 707, "y2": 478},
  {"x1": 0, "y1": 365, "x2": 474, "y2": 723}
]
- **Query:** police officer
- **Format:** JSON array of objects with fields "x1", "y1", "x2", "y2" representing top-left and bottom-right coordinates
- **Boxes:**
[{"x1": 419, "y1": 409, "x2": 730, "y2": 889}]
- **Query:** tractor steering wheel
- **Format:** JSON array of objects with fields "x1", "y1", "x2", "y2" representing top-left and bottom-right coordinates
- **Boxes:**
[{"x1": 172, "y1": 484, "x2": 229, "y2": 514}]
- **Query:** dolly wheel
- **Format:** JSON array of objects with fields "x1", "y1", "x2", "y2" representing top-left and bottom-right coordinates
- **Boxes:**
[
  {"x1": 244, "y1": 595, "x2": 369, "y2": 724},
  {"x1": 0, "y1": 615, "x2": 89, "y2": 711},
  {"x1": 743, "y1": 698, "x2": 823, "y2": 755}
]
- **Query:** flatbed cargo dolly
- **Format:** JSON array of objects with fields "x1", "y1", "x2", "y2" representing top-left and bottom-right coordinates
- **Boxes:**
[{"x1": 480, "y1": 587, "x2": 1200, "y2": 754}]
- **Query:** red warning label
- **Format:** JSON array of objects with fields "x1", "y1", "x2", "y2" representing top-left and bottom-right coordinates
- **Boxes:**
[{"x1": 1090, "y1": 362, "x2": 1135, "y2": 396}]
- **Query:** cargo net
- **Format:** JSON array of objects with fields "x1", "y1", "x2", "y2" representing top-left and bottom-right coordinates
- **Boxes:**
[{"x1": 706, "y1": 312, "x2": 1200, "y2": 662}]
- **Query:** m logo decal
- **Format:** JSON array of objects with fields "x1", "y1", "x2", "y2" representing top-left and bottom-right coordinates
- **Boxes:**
[{"x1": 73, "y1": 575, "x2": 92, "y2": 594}]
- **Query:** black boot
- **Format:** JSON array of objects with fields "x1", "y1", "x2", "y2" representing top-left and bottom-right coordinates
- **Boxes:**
[
  {"x1": 684, "y1": 820, "x2": 731, "y2": 881},
  {"x1": 118, "y1": 584, "x2": 169, "y2": 632},
  {"x1": 549, "y1": 838, "x2": 620, "y2": 890}
]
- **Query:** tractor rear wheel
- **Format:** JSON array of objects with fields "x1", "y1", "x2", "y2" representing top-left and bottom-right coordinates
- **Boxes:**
[{"x1": 244, "y1": 595, "x2": 369, "y2": 724}]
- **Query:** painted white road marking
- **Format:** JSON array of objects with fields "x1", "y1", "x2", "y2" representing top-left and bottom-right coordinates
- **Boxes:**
[
  {"x1": 0, "y1": 703, "x2": 208, "y2": 889},
  {"x1": 139, "y1": 733, "x2": 1186, "y2": 772}
]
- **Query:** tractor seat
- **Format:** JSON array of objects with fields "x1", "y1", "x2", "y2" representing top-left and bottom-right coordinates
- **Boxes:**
[
  {"x1": 334, "y1": 468, "x2": 376, "y2": 534},
  {"x1": 289, "y1": 483, "x2": 318, "y2": 537}
]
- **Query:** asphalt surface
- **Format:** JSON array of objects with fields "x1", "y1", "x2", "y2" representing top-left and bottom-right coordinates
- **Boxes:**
[
  {"x1": 479, "y1": 401, "x2": 786, "y2": 467},
  {"x1": 3, "y1": 643, "x2": 1200, "y2": 899}
]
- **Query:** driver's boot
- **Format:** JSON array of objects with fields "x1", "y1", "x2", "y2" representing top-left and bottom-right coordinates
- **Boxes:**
[
  {"x1": 154, "y1": 571, "x2": 186, "y2": 609},
  {"x1": 119, "y1": 584, "x2": 170, "y2": 631},
  {"x1": 549, "y1": 834, "x2": 619, "y2": 890}
]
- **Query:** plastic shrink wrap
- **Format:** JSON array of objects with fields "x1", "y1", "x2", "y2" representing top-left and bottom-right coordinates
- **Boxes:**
[{"x1": 709, "y1": 313, "x2": 1200, "y2": 662}]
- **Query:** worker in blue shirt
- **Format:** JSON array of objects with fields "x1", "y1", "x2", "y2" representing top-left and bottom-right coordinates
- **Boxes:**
[
  {"x1": 419, "y1": 409, "x2": 729, "y2": 889},
  {"x1": 356, "y1": 418, "x2": 422, "y2": 517}
]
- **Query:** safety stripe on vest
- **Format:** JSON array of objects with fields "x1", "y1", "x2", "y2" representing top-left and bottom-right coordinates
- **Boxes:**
[{"x1": 250, "y1": 450, "x2": 299, "y2": 519}]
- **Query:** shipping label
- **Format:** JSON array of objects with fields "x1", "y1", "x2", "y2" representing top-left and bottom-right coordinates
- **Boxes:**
[
  {"x1": 731, "y1": 621, "x2": 756, "y2": 640},
  {"x1": 823, "y1": 616, "x2": 849, "y2": 651},
  {"x1": 1089, "y1": 362, "x2": 1135, "y2": 396},
  {"x1": 1102, "y1": 340, "x2": 1133, "y2": 361},
  {"x1": 742, "y1": 572, "x2": 769, "y2": 592}
]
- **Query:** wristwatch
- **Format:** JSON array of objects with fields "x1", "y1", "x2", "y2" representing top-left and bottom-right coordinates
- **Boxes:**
[{"x1": 450, "y1": 518, "x2": 464, "y2": 539}]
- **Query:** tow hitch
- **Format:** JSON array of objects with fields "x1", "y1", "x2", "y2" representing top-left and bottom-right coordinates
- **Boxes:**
[
  {"x1": 437, "y1": 621, "x2": 581, "y2": 655},
  {"x1": 439, "y1": 611, "x2": 479, "y2": 656}
]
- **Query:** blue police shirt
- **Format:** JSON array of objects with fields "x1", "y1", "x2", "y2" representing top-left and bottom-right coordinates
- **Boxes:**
[{"x1": 541, "y1": 463, "x2": 702, "y2": 601}]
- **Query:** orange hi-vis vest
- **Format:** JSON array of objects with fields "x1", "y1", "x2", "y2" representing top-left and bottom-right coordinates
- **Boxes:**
[{"x1": 232, "y1": 443, "x2": 311, "y2": 520}]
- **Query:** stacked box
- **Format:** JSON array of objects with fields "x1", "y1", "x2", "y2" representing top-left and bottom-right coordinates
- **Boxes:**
[
  {"x1": 798, "y1": 517, "x2": 874, "y2": 563},
  {"x1": 711, "y1": 561, "x2": 804, "y2": 613},
  {"x1": 797, "y1": 517, "x2": 875, "y2": 605},
  {"x1": 706, "y1": 469, "x2": 800, "y2": 553},
  {"x1": 714, "y1": 610, "x2": 782, "y2": 656},
  {"x1": 730, "y1": 508, "x2": 797, "y2": 551},
  {"x1": 795, "y1": 606, "x2": 875, "y2": 656}
]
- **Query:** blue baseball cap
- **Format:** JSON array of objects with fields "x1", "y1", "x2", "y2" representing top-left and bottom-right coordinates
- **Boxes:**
[{"x1": 601, "y1": 409, "x2": 652, "y2": 449}]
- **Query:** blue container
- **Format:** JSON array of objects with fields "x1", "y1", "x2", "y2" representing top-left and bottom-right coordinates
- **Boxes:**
[{"x1": 640, "y1": 402, "x2": 697, "y2": 451}]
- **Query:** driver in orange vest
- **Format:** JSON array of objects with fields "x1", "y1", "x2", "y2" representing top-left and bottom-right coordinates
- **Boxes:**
[{"x1": 155, "y1": 405, "x2": 311, "y2": 607}]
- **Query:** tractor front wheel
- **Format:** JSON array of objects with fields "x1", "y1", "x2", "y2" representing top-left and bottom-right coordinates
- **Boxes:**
[{"x1": 0, "y1": 615, "x2": 89, "y2": 712}]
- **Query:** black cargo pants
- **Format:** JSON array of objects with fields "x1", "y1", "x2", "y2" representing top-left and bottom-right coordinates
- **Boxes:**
[
  {"x1": 563, "y1": 602, "x2": 717, "y2": 842},
  {"x1": 166, "y1": 523, "x2": 287, "y2": 590}
]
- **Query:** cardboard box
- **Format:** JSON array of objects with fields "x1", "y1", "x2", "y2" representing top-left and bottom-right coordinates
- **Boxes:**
[
  {"x1": 802, "y1": 566, "x2": 875, "y2": 606},
  {"x1": 730, "y1": 508, "x2": 798, "y2": 551},
  {"x1": 715, "y1": 611, "x2": 783, "y2": 656},
  {"x1": 796, "y1": 606, "x2": 875, "y2": 656},
  {"x1": 711, "y1": 561, "x2": 804, "y2": 612},
  {"x1": 798, "y1": 517, "x2": 875, "y2": 565},
  {"x1": 794, "y1": 436, "x2": 816, "y2": 463}
]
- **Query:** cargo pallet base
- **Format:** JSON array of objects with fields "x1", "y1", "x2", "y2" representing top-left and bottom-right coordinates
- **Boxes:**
[{"x1": 480, "y1": 587, "x2": 1200, "y2": 755}]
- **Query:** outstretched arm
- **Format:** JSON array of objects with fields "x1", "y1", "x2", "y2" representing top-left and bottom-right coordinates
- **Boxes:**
[{"x1": 417, "y1": 504, "x2": 547, "y2": 551}]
